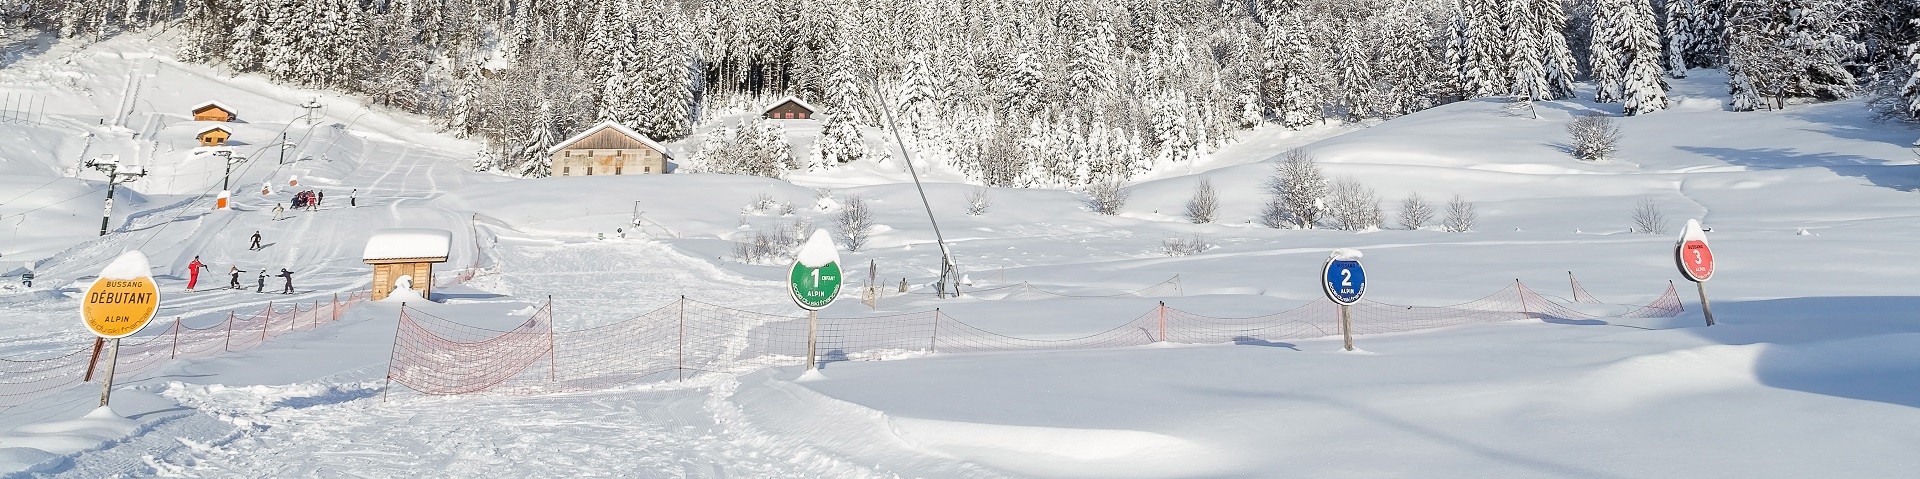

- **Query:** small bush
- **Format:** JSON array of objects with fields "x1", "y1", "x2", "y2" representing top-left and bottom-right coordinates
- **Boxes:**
[
  {"x1": 1631, "y1": 197, "x2": 1666, "y2": 234},
  {"x1": 1567, "y1": 114, "x2": 1622, "y2": 162},
  {"x1": 1398, "y1": 193, "x2": 1434, "y2": 230},
  {"x1": 1184, "y1": 179, "x2": 1218, "y2": 224},
  {"x1": 1084, "y1": 178, "x2": 1129, "y2": 215},
  {"x1": 1443, "y1": 194, "x2": 1477, "y2": 232},
  {"x1": 966, "y1": 186, "x2": 991, "y2": 216},
  {"x1": 1162, "y1": 235, "x2": 1212, "y2": 257}
]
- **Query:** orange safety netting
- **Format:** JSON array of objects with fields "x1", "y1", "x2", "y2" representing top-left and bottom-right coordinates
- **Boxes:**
[
  {"x1": 387, "y1": 280, "x2": 1685, "y2": 396},
  {"x1": 0, "y1": 292, "x2": 371, "y2": 410}
]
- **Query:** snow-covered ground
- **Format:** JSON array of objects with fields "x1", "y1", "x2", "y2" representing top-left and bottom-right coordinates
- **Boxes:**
[{"x1": 0, "y1": 33, "x2": 1916, "y2": 477}]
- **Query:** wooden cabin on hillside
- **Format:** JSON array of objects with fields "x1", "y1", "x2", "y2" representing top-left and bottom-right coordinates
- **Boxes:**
[
  {"x1": 362, "y1": 228, "x2": 452, "y2": 301},
  {"x1": 546, "y1": 121, "x2": 673, "y2": 176},
  {"x1": 191, "y1": 101, "x2": 237, "y2": 122},
  {"x1": 196, "y1": 125, "x2": 232, "y2": 146},
  {"x1": 763, "y1": 97, "x2": 816, "y2": 120}
]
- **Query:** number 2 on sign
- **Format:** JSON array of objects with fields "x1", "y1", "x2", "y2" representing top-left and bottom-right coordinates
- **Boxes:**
[{"x1": 1340, "y1": 269, "x2": 1351, "y2": 287}]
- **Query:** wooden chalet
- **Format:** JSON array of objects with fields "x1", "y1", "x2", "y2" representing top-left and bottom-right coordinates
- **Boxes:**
[
  {"x1": 763, "y1": 97, "x2": 816, "y2": 120},
  {"x1": 546, "y1": 121, "x2": 673, "y2": 176},
  {"x1": 191, "y1": 101, "x2": 237, "y2": 122},
  {"x1": 362, "y1": 228, "x2": 452, "y2": 301},
  {"x1": 196, "y1": 125, "x2": 232, "y2": 146}
]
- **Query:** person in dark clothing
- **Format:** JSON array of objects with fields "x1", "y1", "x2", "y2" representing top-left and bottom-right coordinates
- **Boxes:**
[
  {"x1": 349, "y1": 189, "x2": 356, "y2": 207},
  {"x1": 256, "y1": 269, "x2": 267, "y2": 293},
  {"x1": 229, "y1": 266, "x2": 245, "y2": 289},
  {"x1": 317, "y1": 191, "x2": 324, "y2": 207},
  {"x1": 279, "y1": 268, "x2": 294, "y2": 294},
  {"x1": 250, "y1": 231, "x2": 262, "y2": 250}
]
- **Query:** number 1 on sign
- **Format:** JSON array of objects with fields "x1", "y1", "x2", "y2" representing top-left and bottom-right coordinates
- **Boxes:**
[{"x1": 811, "y1": 269, "x2": 820, "y2": 287}]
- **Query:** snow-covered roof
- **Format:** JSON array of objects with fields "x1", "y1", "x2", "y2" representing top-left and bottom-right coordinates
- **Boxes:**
[
  {"x1": 763, "y1": 96, "x2": 818, "y2": 115},
  {"x1": 362, "y1": 228, "x2": 453, "y2": 261},
  {"x1": 196, "y1": 125, "x2": 232, "y2": 136},
  {"x1": 191, "y1": 100, "x2": 237, "y2": 115},
  {"x1": 545, "y1": 120, "x2": 674, "y2": 158}
]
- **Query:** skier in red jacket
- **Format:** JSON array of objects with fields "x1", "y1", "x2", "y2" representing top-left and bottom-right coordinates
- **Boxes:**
[{"x1": 186, "y1": 256, "x2": 208, "y2": 290}]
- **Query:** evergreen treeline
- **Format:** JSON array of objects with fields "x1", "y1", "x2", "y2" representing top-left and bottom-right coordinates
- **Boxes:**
[{"x1": 15, "y1": 0, "x2": 1920, "y2": 184}]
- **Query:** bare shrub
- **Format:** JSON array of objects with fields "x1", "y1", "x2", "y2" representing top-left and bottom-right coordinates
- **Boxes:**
[
  {"x1": 1632, "y1": 197, "x2": 1667, "y2": 234},
  {"x1": 835, "y1": 195, "x2": 875, "y2": 251},
  {"x1": 1264, "y1": 150, "x2": 1327, "y2": 228},
  {"x1": 1084, "y1": 178, "x2": 1129, "y2": 215},
  {"x1": 1398, "y1": 193, "x2": 1434, "y2": 230},
  {"x1": 966, "y1": 186, "x2": 991, "y2": 215},
  {"x1": 1184, "y1": 179, "x2": 1218, "y2": 224},
  {"x1": 1327, "y1": 176, "x2": 1382, "y2": 231},
  {"x1": 1567, "y1": 114, "x2": 1622, "y2": 162},
  {"x1": 1443, "y1": 194, "x2": 1477, "y2": 232},
  {"x1": 1162, "y1": 235, "x2": 1212, "y2": 257}
]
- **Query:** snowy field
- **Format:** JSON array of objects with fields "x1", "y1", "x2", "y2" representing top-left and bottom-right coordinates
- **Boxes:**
[{"x1": 0, "y1": 33, "x2": 1916, "y2": 478}]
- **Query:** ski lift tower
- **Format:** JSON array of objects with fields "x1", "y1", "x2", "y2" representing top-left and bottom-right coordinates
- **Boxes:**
[
  {"x1": 300, "y1": 97, "x2": 323, "y2": 126},
  {"x1": 86, "y1": 154, "x2": 147, "y2": 236}
]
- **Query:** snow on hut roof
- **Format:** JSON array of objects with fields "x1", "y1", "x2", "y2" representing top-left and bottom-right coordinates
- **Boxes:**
[
  {"x1": 545, "y1": 120, "x2": 674, "y2": 158},
  {"x1": 763, "y1": 96, "x2": 818, "y2": 115},
  {"x1": 191, "y1": 100, "x2": 237, "y2": 115},
  {"x1": 362, "y1": 228, "x2": 453, "y2": 261},
  {"x1": 196, "y1": 125, "x2": 232, "y2": 135}
]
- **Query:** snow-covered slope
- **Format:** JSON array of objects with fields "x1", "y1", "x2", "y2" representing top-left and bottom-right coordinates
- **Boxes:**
[{"x1": 0, "y1": 32, "x2": 1916, "y2": 478}]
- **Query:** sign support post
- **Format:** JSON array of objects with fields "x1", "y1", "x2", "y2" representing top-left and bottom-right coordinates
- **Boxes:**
[
  {"x1": 789, "y1": 230, "x2": 844, "y2": 372},
  {"x1": 1675, "y1": 219, "x2": 1717, "y2": 326},
  {"x1": 1322, "y1": 249, "x2": 1367, "y2": 352},
  {"x1": 80, "y1": 251, "x2": 161, "y2": 409}
]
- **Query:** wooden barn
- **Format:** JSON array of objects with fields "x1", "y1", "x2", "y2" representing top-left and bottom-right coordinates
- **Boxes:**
[
  {"x1": 546, "y1": 121, "x2": 673, "y2": 177},
  {"x1": 196, "y1": 125, "x2": 232, "y2": 146},
  {"x1": 191, "y1": 101, "x2": 237, "y2": 122},
  {"x1": 362, "y1": 228, "x2": 452, "y2": 301},
  {"x1": 763, "y1": 97, "x2": 816, "y2": 120}
]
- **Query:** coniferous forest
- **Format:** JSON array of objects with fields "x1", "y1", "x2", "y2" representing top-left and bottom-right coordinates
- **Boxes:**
[{"x1": 18, "y1": 0, "x2": 1920, "y2": 186}]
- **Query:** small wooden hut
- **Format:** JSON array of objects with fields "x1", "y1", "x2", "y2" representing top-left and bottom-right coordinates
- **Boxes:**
[
  {"x1": 191, "y1": 101, "x2": 237, "y2": 122},
  {"x1": 763, "y1": 97, "x2": 816, "y2": 120},
  {"x1": 196, "y1": 125, "x2": 232, "y2": 146},
  {"x1": 362, "y1": 228, "x2": 452, "y2": 301},
  {"x1": 546, "y1": 120, "x2": 673, "y2": 176}
]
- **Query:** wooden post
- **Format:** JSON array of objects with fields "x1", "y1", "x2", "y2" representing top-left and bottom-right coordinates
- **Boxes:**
[
  {"x1": 1696, "y1": 282, "x2": 1716, "y2": 326},
  {"x1": 1340, "y1": 304, "x2": 1354, "y2": 352},
  {"x1": 262, "y1": 301, "x2": 272, "y2": 341},
  {"x1": 930, "y1": 309, "x2": 940, "y2": 354},
  {"x1": 547, "y1": 296, "x2": 556, "y2": 382},
  {"x1": 1516, "y1": 279, "x2": 1529, "y2": 317},
  {"x1": 98, "y1": 338, "x2": 120, "y2": 406},
  {"x1": 83, "y1": 338, "x2": 104, "y2": 382},
  {"x1": 805, "y1": 310, "x2": 819, "y2": 370},
  {"x1": 171, "y1": 317, "x2": 180, "y2": 358},
  {"x1": 677, "y1": 296, "x2": 686, "y2": 381},
  {"x1": 332, "y1": 293, "x2": 340, "y2": 322},
  {"x1": 223, "y1": 311, "x2": 234, "y2": 351},
  {"x1": 1157, "y1": 301, "x2": 1167, "y2": 342}
]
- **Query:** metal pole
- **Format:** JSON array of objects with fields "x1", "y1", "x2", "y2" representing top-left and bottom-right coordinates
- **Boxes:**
[
  {"x1": 805, "y1": 310, "x2": 818, "y2": 370},
  {"x1": 930, "y1": 309, "x2": 939, "y2": 354},
  {"x1": 98, "y1": 338, "x2": 121, "y2": 407},
  {"x1": 98, "y1": 172, "x2": 117, "y2": 236},
  {"x1": 1157, "y1": 301, "x2": 1167, "y2": 342},
  {"x1": 677, "y1": 296, "x2": 686, "y2": 381},
  {"x1": 1696, "y1": 282, "x2": 1716, "y2": 326},
  {"x1": 868, "y1": 78, "x2": 957, "y2": 298},
  {"x1": 278, "y1": 132, "x2": 287, "y2": 164},
  {"x1": 1340, "y1": 304, "x2": 1354, "y2": 351}
]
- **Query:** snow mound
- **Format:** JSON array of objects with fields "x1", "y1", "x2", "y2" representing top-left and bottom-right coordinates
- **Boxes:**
[
  {"x1": 379, "y1": 276, "x2": 428, "y2": 303},
  {"x1": 796, "y1": 229, "x2": 840, "y2": 268},
  {"x1": 1328, "y1": 248, "x2": 1363, "y2": 261},
  {"x1": 98, "y1": 251, "x2": 153, "y2": 279},
  {"x1": 885, "y1": 417, "x2": 1231, "y2": 477},
  {"x1": 0, "y1": 406, "x2": 138, "y2": 472}
]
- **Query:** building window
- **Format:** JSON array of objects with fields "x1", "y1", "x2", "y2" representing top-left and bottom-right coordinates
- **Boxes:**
[
  {"x1": 586, "y1": 167, "x2": 594, "y2": 176},
  {"x1": 615, "y1": 166, "x2": 623, "y2": 175},
  {"x1": 563, "y1": 166, "x2": 570, "y2": 175},
  {"x1": 644, "y1": 165, "x2": 650, "y2": 173}
]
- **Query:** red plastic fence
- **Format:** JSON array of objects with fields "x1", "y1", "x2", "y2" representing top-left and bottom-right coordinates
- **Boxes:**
[
  {"x1": 0, "y1": 291, "x2": 372, "y2": 410},
  {"x1": 387, "y1": 280, "x2": 1686, "y2": 396}
]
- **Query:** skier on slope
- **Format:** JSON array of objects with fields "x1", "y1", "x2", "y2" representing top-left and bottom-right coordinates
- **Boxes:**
[
  {"x1": 229, "y1": 265, "x2": 245, "y2": 289},
  {"x1": 186, "y1": 256, "x2": 208, "y2": 290},
  {"x1": 256, "y1": 268, "x2": 267, "y2": 293},
  {"x1": 279, "y1": 268, "x2": 295, "y2": 294},
  {"x1": 250, "y1": 231, "x2": 263, "y2": 250},
  {"x1": 273, "y1": 203, "x2": 286, "y2": 221}
]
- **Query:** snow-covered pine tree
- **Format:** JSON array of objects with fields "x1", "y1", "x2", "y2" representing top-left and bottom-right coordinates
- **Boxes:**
[
  {"x1": 1724, "y1": 0, "x2": 1863, "y2": 109},
  {"x1": 1664, "y1": 0, "x2": 1698, "y2": 77},
  {"x1": 516, "y1": 102, "x2": 560, "y2": 177},
  {"x1": 1590, "y1": 0, "x2": 1627, "y2": 103},
  {"x1": 1262, "y1": 10, "x2": 1324, "y2": 129},
  {"x1": 1456, "y1": 0, "x2": 1509, "y2": 97},
  {"x1": 1534, "y1": 0, "x2": 1580, "y2": 99},
  {"x1": 1505, "y1": 0, "x2": 1553, "y2": 101},
  {"x1": 1618, "y1": 0, "x2": 1670, "y2": 116},
  {"x1": 1905, "y1": 18, "x2": 1920, "y2": 120}
]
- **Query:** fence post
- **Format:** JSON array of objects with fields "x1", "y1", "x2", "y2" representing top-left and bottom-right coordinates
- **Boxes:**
[
  {"x1": 1340, "y1": 304, "x2": 1354, "y2": 352},
  {"x1": 262, "y1": 301, "x2": 272, "y2": 341},
  {"x1": 333, "y1": 293, "x2": 340, "y2": 322},
  {"x1": 1157, "y1": 301, "x2": 1167, "y2": 342},
  {"x1": 385, "y1": 303, "x2": 405, "y2": 402},
  {"x1": 547, "y1": 296, "x2": 556, "y2": 382},
  {"x1": 929, "y1": 309, "x2": 940, "y2": 354},
  {"x1": 677, "y1": 296, "x2": 685, "y2": 381},
  {"x1": 224, "y1": 311, "x2": 234, "y2": 352},
  {"x1": 171, "y1": 317, "x2": 180, "y2": 358},
  {"x1": 1515, "y1": 280, "x2": 1529, "y2": 317},
  {"x1": 312, "y1": 300, "x2": 319, "y2": 330},
  {"x1": 1568, "y1": 271, "x2": 1578, "y2": 301},
  {"x1": 83, "y1": 338, "x2": 104, "y2": 382}
]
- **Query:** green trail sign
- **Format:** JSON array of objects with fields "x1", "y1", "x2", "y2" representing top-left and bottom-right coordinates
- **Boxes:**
[{"x1": 789, "y1": 260, "x2": 843, "y2": 311}]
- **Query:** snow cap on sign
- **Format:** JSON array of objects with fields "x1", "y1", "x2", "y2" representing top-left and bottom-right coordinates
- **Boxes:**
[
  {"x1": 1328, "y1": 248, "x2": 1363, "y2": 261},
  {"x1": 1677, "y1": 219, "x2": 1708, "y2": 245},
  {"x1": 362, "y1": 228, "x2": 453, "y2": 260},
  {"x1": 99, "y1": 251, "x2": 153, "y2": 280},
  {"x1": 796, "y1": 229, "x2": 841, "y2": 268}
]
